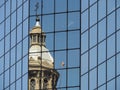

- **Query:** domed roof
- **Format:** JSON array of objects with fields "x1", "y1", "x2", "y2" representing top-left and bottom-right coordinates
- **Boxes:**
[{"x1": 29, "y1": 45, "x2": 54, "y2": 63}]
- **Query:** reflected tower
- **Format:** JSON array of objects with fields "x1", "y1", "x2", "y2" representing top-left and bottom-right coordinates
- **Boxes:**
[{"x1": 28, "y1": 16, "x2": 59, "y2": 90}]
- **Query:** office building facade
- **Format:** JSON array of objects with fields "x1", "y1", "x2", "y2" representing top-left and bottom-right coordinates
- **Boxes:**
[{"x1": 0, "y1": 0, "x2": 120, "y2": 90}]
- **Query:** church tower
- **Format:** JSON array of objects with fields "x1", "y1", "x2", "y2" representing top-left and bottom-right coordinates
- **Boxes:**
[{"x1": 28, "y1": 16, "x2": 59, "y2": 90}]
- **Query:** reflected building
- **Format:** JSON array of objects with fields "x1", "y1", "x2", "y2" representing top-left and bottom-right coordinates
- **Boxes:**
[{"x1": 28, "y1": 16, "x2": 59, "y2": 90}]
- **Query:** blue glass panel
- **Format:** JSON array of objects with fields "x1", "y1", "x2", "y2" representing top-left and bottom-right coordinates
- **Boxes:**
[
  {"x1": 43, "y1": 0, "x2": 54, "y2": 14},
  {"x1": 17, "y1": 24, "x2": 22, "y2": 43},
  {"x1": 11, "y1": 47, "x2": 15, "y2": 66},
  {"x1": 107, "y1": 57, "x2": 115, "y2": 81},
  {"x1": 81, "y1": 31, "x2": 88, "y2": 53},
  {"x1": 117, "y1": 30, "x2": 120, "y2": 53},
  {"x1": 117, "y1": 8, "x2": 120, "y2": 30},
  {"x1": 68, "y1": 69, "x2": 79, "y2": 86},
  {"x1": 6, "y1": 0, "x2": 10, "y2": 18},
  {"x1": 12, "y1": 0, "x2": 16, "y2": 12},
  {"x1": 0, "y1": 74, "x2": 3, "y2": 90},
  {"x1": 98, "y1": 41, "x2": 106, "y2": 64},
  {"x1": 55, "y1": 51, "x2": 66, "y2": 69},
  {"x1": 23, "y1": 37, "x2": 28, "y2": 56},
  {"x1": 11, "y1": 30, "x2": 16, "y2": 48},
  {"x1": 117, "y1": 0, "x2": 120, "y2": 8},
  {"x1": 23, "y1": 19, "x2": 28, "y2": 38},
  {"x1": 55, "y1": 13, "x2": 67, "y2": 31},
  {"x1": 98, "y1": 19, "x2": 106, "y2": 42},
  {"x1": 98, "y1": 63, "x2": 106, "y2": 86},
  {"x1": 5, "y1": 52, "x2": 10, "y2": 70},
  {"x1": 6, "y1": 17, "x2": 10, "y2": 35},
  {"x1": 0, "y1": 39, "x2": 4, "y2": 57},
  {"x1": 17, "y1": 0, "x2": 22, "y2": 7},
  {"x1": 46, "y1": 33, "x2": 53, "y2": 51},
  {"x1": 0, "y1": 57, "x2": 4, "y2": 74},
  {"x1": 0, "y1": 22, "x2": 4, "y2": 40},
  {"x1": 68, "y1": 50, "x2": 79, "y2": 68},
  {"x1": 117, "y1": 53, "x2": 120, "y2": 75},
  {"x1": 81, "y1": 52, "x2": 88, "y2": 74},
  {"x1": 22, "y1": 74, "x2": 28, "y2": 90},
  {"x1": 90, "y1": 4, "x2": 97, "y2": 26},
  {"x1": 90, "y1": 69, "x2": 97, "y2": 90},
  {"x1": 55, "y1": 32, "x2": 66, "y2": 50},
  {"x1": 90, "y1": 46, "x2": 97, "y2": 69},
  {"x1": 5, "y1": 34, "x2": 10, "y2": 52},
  {"x1": 23, "y1": 1, "x2": 28, "y2": 20},
  {"x1": 11, "y1": 12, "x2": 16, "y2": 30},
  {"x1": 43, "y1": 15, "x2": 54, "y2": 32},
  {"x1": 90, "y1": 25, "x2": 97, "y2": 48},
  {"x1": 68, "y1": 31, "x2": 80, "y2": 48},
  {"x1": 16, "y1": 61, "x2": 21, "y2": 79},
  {"x1": 107, "y1": 79, "x2": 115, "y2": 90},
  {"x1": 17, "y1": 43, "x2": 22, "y2": 61},
  {"x1": 98, "y1": 0, "x2": 106, "y2": 20},
  {"x1": 23, "y1": 56, "x2": 28, "y2": 75},
  {"x1": 90, "y1": 0, "x2": 97, "y2": 5},
  {"x1": 98, "y1": 85, "x2": 106, "y2": 90},
  {"x1": 81, "y1": 10, "x2": 88, "y2": 32},
  {"x1": 17, "y1": 6, "x2": 22, "y2": 25},
  {"x1": 107, "y1": 0, "x2": 115, "y2": 14},
  {"x1": 107, "y1": 34, "x2": 115, "y2": 58},
  {"x1": 57, "y1": 70, "x2": 66, "y2": 88},
  {"x1": 117, "y1": 76, "x2": 120, "y2": 90},
  {"x1": 107, "y1": 12, "x2": 115, "y2": 36},
  {"x1": 56, "y1": 0, "x2": 67, "y2": 12},
  {"x1": 10, "y1": 83, "x2": 15, "y2": 90},
  {"x1": 16, "y1": 79, "x2": 21, "y2": 90},
  {"x1": 68, "y1": 12, "x2": 80, "y2": 30},
  {"x1": 10, "y1": 65, "x2": 15, "y2": 84},
  {"x1": 68, "y1": 0, "x2": 80, "y2": 11},
  {"x1": 0, "y1": 0, "x2": 4, "y2": 6},
  {"x1": 81, "y1": 0, "x2": 88, "y2": 11},
  {"x1": 5, "y1": 70, "x2": 9, "y2": 88},
  {"x1": 81, "y1": 74, "x2": 88, "y2": 90},
  {"x1": 0, "y1": 6, "x2": 4, "y2": 23}
]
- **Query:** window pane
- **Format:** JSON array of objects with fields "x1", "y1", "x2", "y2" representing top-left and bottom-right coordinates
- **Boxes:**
[
  {"x1": 5, "y1": 70, "x2": 9, "y2": 88},
  {"x1": 90, "y1": 69, "x2": 97, "y2": 90},
  {"x1": 90, "y1": 25, "x2": 97, "y2": 48},
  {"x1": 81, "y1": 52, "x2": 88, "y2": 74},
  {"x1": 81, "y1": 31, "x2": 88, "y2": 53},
  {"x1": 68, "y1": 31, "x2": 80, "y2": 48},
  {"x1": 81, "y1": 74, "x2": 88, "y2": 90},
  {"x1": 117, "y1": 8, "x2": 120, "y2": 30},
  {"x1": 107, "y1": 12, "x2": 115, "y2": 36},
  {"x1": 98, "y1": 19, "x2": 106, "y2": 42},
  {"x1": 98, "y1": 41, "x2": 106, "y2": 64},
  {"x1": 81, "y1": 10, "x2": 88, "y2": 32},
  {"x1": 68, "y1": 49, "x2": 79, "y2": 68},
  {"x1": 98, "y1": 0, "x2": 106, "y2": 20},
  {"x1": 117, "y1": 30, "x2": 120, "y2": 52},
  {"x1": 90, "y1": 47, "x2": 97, "y2": 69},
  {"x1": 107, "y1": 57, "x2": 115, "y2": 81},
  {"x1": 68, "y1": 12, "x2": 80, "y2": 30},
  {"x1": 17, "y1": 61, "x2": 21, "y2": 79},
  {"x1": 68, "y1": 69, "x2": 79, "y2": 86},
  {"x1": 107, "y1": 79, "x2": 115, "y2": 90},
  {"x1": 90, "y1": 4, "x2": 97, "y2": 26},
  {"x1": 107, "y1": 34, "x2": 115, "y2": 58},
  {"x1": 117, "y1": 53, "x2": 120, "y2": 75},
  {"x1": 0, "y1": 74, "x2": 3, "y2": 90},
  {"x1": 55, "y1": 32, "x2": 66, "y2": 50},
  {"x1": 0, "y1": 6, "x2": 4, "y2": 23},
  {"x1": 117, "y1": 76, "x2": 120, "y2": 90},
  {"x1": 107, "y1": 0, "x2": 115, "y2": 14},
  {"x1": 68, "y1": 0, "x2": 80, "y2": 11},
  {"x1": 10, "y1": 65, "x2": 15, "y2": 83},
  {"x1": 98, "y1": 63, "x2": 106, "y2": 86},
  {"x1": 81, "y1": 0, "x2": 88, "y2": 11},
  {"x1": 56, "y1": 0, "x2": 67, "y2": 12},
  {"x1": 0, "y1": 57, "x2": 4, "y2": 74},
  {"x1": 0, "y1": 22, "x2": 4, "y2": 40},
  {"x1": 55, "y1": 13, "x2": 67, "y2": 31}
]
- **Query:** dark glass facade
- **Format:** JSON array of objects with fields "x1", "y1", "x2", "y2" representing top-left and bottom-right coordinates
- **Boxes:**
[{"x1": 0, "y1": 0, "x2": 120, "y2": 90}]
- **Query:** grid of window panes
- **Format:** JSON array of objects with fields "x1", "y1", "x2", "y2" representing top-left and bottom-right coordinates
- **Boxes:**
[
  {"x1": 81, "y1": 0, "x2": 120, "y2": 90},
  {"x1": 0, "y1": 0, "x2": 29, "y2": 90}
]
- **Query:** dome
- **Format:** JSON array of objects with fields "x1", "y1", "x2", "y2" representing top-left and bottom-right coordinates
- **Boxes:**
[
  {"x1": 30, "y1": 26, "x2": 42, "y2": 34},
  {"x1": 29, "y1": 45, "x2": 54, "y2": 63}
]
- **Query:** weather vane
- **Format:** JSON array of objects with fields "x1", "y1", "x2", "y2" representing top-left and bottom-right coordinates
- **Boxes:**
[{"x1": 35, "y1": 2, "x2": 39, "y2": 16}]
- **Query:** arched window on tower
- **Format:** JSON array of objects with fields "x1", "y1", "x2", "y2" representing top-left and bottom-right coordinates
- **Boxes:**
[{"x1": 30, "y1": 79, "x2": 35, "y2": 90}]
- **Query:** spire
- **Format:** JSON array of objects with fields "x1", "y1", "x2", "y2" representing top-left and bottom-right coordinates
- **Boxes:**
[{"x1": 35, "y1": 2, "x2": 41, "y2": 27}]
